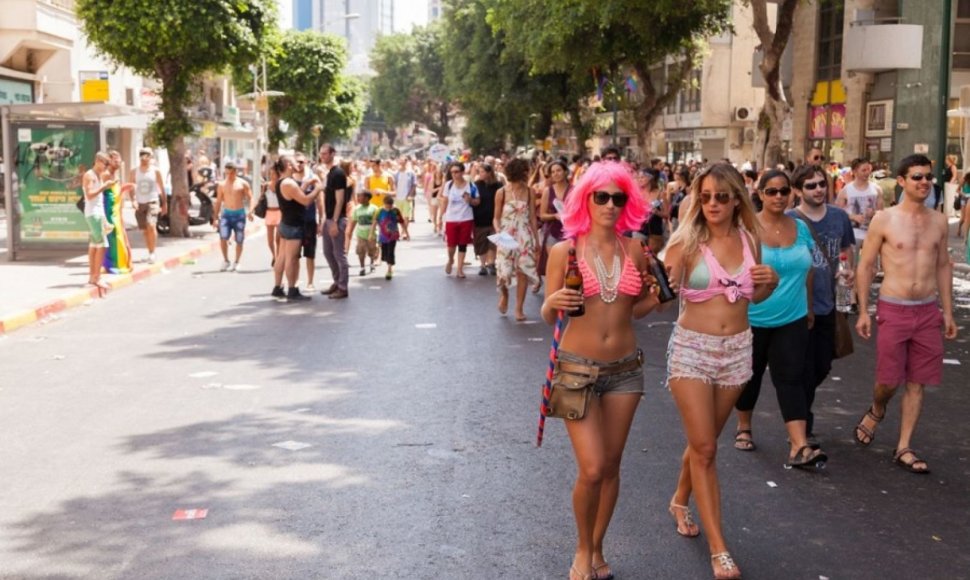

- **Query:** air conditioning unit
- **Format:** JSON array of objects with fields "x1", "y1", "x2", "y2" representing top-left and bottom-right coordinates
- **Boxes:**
[{"x1": 733, "y1": 106, "x2": 754, "y2": 122}]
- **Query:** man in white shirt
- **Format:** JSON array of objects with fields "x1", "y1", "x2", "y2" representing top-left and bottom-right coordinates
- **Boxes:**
[
  {"x1": 393, "y1": 157, "x2": 417, "y2": 223},
  {"x1": 126, "y1": 148, "x2": 167, "y2": 263},
  {"x1": 836, "y1": 157, "x2": 884, "y2": 231}
]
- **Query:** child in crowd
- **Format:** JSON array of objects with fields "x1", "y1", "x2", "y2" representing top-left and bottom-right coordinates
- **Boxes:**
[
  {"x1": 345, "y1": 191, "x2": 380, "y2": 276},
  {"x1": 377, "y1": 196, "x2": 410, "y2": 280}
]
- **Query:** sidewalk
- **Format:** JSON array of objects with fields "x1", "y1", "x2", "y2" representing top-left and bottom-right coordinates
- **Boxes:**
[
  {"x1": 0, "y1": 206, "x2": 258, "y2": 334},
  {"x1": 949, "y1": 217, "x2": 970, "y2": 278}
]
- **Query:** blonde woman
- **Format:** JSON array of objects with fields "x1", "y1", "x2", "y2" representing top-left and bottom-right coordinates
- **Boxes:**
[{"x1": 663, "y1": 164, "x2": 778, "y2": 580}]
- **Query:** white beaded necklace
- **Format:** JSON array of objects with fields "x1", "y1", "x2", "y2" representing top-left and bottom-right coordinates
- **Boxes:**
[{"x1": 592, "y1": 241, "x2": 621, "y2": 304}]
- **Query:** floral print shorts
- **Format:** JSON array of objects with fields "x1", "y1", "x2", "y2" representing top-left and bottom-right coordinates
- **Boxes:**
[{"x1": 666, "y1": 325, "x2": 753, "y2": 389}]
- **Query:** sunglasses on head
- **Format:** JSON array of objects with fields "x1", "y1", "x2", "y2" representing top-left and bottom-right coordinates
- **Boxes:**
[
  {"x1": 591, "y1": 191, "x2": 628, "y2": 207},
  {"x1": 700, "y1": 191, "x2": 733, "y2": 205},
  {"x1": 802, "y1": 180, "x2": 827, "y2": 191},
  {"x1": 761, "y1": 186, "x2": 792, "y2": 197},
  {"x1": 907, "y1": 172, "x2": 929, "y2": 181}
]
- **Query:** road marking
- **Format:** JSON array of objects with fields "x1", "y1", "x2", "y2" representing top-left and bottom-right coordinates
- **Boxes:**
[
  {"x1": 943, "y1": 358, "x2": 961, "y2": 365},
  {"x1": 273, "y1": 440, "x2": 312, "y2": 451},
  {"x1": 527, "y1": 338, "x2": 544, "y2": 342},
  {"x1": 223, "y1": 384, "x2": 261, "y2": 391},
  {"x1": 172, "y1": 508, "x2": 208, "y2": 520},
  {"x1": 766, "y1": 481, "x2": 778, "y2": 488},
  {"x1": 189, "y1": 371, "x2": 218, "y2": 378},
  {"x1": 415, "y1": 323, "x2": 437, "y2": 329}
]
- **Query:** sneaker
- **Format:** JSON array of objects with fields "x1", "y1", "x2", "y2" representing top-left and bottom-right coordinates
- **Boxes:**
[
  {"x1": 385, "y1": 271, "x2": 393, "y2": 280},
  {"x1": 487, "y1": 264, "x2": 497, "y2": 276},
  {"x1": 287, "y1": 287, "x2": 311, "y2": 301},
  {"x1": 305, "y1": 283, "x2": 316, "y2": 292},
  {"x1": 271, "y1": 286, "x2": 286, "y2": 302},
  {"x1": 147, "y1": 253, "x2": 156, "y2": 265},
  {"x1": 369, "y1": 264, "x2": 376, "y2": 273},
  {"x1": 228, "y1": 262, "x2": 238, "y2": 272},
  {"x1": 478, "y1": 266, "x2": 488, "y2": 276},
  {"x1": 360, "y1": 268, "x2": 366, "y2": 276},
  {"x1": 328, "y1": 289, "x2": 349, "y2": 300},
  {"x1": 220, "y1": 261, "x2": 231, "y2": 272}
]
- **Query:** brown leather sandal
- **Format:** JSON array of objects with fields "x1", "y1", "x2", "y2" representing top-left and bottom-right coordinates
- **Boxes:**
[{"x1": 854, "y1": 406, "x2": 884, "y2": 446}]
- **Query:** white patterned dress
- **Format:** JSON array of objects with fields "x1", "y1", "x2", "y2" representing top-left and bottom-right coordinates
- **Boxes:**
[{"x1": 496, "y1": 197, "x2": 539, "y2": 287}]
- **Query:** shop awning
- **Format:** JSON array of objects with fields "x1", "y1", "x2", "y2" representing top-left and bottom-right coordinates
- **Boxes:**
[{"x1": 3, "y1": 101, "x2": 152, "y2": 126}]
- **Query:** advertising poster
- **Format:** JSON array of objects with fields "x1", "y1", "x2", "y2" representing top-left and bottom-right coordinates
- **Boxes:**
[{"x1": 13, "y1": 123, "x2": 98, "y2": 244}]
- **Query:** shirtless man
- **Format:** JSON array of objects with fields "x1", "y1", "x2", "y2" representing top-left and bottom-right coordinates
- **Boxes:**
[
  {"x1": 212, "y1": 160, "x2": 253, "y2": 271},
  {"x1": 853, "y1": 154, "x2": 958, "y2": 475}
]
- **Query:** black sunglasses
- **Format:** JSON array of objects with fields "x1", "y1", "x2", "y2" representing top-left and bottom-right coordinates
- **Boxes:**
[
  {"x1": 592, "y1": 191, "x2": 628, "y2": 207},
  {"x1": 802, "y1": 180, "x2": 827, "y2": 191},
  {"x1": 762, "y1": 186, "x2": 792, "y2": 197},
  {"x1": 907, "y1": 172, "x2": 929, "y2": 181},
  {"x1": 700, "y1": 191, "x2": 733, "y2": 205}
]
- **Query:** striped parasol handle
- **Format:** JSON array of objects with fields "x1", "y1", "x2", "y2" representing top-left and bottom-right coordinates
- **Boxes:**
[{"x1": 536, "y1": 309, "x2": 565, "y2": 447}]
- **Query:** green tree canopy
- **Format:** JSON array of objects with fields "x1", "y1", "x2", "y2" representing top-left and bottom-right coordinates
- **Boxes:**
[
  {"x1": 76, "y1": 0, "x2": 276, "y2": 235},
  {"x1": 238, "y1": 29, "x2": 363, "y2": 153},
  {"x1": 488, "y1": 0, "x2": 731, "y2": 150}
]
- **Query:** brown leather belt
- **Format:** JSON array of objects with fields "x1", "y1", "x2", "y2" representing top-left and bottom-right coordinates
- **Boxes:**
[{"x1": 557, "y1": 349, "x2": 643, "y2": 378}]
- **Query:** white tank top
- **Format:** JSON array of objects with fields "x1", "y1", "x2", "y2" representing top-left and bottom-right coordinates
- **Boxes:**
[
  {"x1": 83, "y1": 171, "x2": 104, "y2": 218},
  {"x1": 134, "y1": 166, "x2": 161, "y2": 203}
]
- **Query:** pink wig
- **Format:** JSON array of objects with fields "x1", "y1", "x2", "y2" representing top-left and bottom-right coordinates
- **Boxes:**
[{"x1": 562, "y1": 162, "x2": 648, "y2": 239}]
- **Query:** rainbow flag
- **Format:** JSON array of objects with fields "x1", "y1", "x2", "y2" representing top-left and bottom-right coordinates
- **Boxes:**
[{"x1": 102, "y1": 183, "x2": 132, "y2": 274}]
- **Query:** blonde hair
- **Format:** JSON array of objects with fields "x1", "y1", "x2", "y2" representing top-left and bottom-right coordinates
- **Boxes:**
[{"x1": 668, "y1": 163, "x2": 761, "y2": 259}]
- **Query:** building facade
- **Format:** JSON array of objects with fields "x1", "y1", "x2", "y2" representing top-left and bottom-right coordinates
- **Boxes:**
[{"x1": 311, "y1": 0, "x2": 395, "y2": 75}]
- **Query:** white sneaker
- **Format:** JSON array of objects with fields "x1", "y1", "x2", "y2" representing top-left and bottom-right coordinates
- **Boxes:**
[
  {"x1": 220, "y1": 261, "x2": 231, "y2": 271},
  {"x1": 228, "y1": 262, "x2": 238, "y2": 272},
  {"x1": 305, "y1": 283, "x2": 316, "y2": 292},
  {"x1": 147, "y1": 253, "x2": 156, "y2": 264}
]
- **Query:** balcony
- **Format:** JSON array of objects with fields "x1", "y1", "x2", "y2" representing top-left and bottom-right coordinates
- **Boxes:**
[
  {"x1": 844, "y1": 19, "x2": 923, "y2": 73},
  {"x1": 0, "y1": 0, "x2": 77, "y2": 72}
]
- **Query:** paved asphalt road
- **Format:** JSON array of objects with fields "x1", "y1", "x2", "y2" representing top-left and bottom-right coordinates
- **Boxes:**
[{"x1": 1, "y1": 217, "x2": 969, "y2": 580}]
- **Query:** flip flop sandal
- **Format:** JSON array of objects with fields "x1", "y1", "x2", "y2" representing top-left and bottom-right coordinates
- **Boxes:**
[
  {"x1": 734, "y1": 429, "x2": 756, "y2": 451},
  {"x1": 893, "y1": 448, "x2": 930, "y2": 474},
  {"x1": 786, "y1": 445, "x2": 828, "y2": 470},
  {"x1": 592, "y1": 562, "x2": 614, "y2": 580},
  {"x1": 854, "y1": 406, "x2": 884, "y2": 446}
]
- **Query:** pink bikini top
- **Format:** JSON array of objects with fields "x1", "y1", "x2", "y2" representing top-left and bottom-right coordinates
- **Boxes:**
[
  {"x1": 680, "y1": 232, "x2": 756, "y2": 303},
  {"x1": 576, "y1": 239, "x2": 643, "y2": 298}
]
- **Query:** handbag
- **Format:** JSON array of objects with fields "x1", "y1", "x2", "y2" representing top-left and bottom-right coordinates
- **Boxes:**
[
  {"x1": 76, "y1": 194, "x2": 85, "y2": 213},
  {"x1": 546, "y1": 365, "x2": 596, "y2": 420},
  {"x1": 793, "y1": 210, "x2": 854, "y2": 359},
  {"x1": 253, "y1": 193, "x2": 267, "y2": 218},
  {"x1": 834, "y1": 311, "x2": 854, "y2": 359}
]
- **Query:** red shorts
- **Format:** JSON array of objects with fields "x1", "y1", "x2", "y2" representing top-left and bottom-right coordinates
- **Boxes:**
[
  {"x1": 875, "y1": 299, "x2": 944, "y2": 386},
  {"x1": 445, "y1": 219, "x2": 474, "y2": 247}
]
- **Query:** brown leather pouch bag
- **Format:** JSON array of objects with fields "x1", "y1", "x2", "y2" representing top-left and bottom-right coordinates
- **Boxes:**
[{"x1": 547, "y1": 365, "x2": 598, "y2": 420}]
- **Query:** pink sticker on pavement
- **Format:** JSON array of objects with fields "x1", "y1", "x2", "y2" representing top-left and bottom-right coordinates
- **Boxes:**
[{"x1": 172, "y1": 508, "x2": 208, "y2": 521}]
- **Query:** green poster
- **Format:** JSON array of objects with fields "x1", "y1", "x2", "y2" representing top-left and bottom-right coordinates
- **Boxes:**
[{"x1": 13, "y1": 123, "x2": 98, "y2": 244}]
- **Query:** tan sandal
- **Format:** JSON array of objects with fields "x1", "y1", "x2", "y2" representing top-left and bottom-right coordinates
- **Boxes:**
[
  {"x1": 569, "y1": 565, "x2": 593, "y2": 580},
  {"x1": 669, "y1": 502, "x2": 700, "y2": 537},
  {"x1": 711, "y1": 552, "x2": 741, "y2": 579}
]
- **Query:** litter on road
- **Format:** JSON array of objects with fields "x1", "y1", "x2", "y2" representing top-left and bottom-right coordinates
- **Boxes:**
[{"x1": 172, "y1": 508, "x2": 208, "y2": 521}]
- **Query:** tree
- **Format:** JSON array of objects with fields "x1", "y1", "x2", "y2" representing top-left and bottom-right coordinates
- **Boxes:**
[
  {"x1": 748, "y1": 0, "x2": 799, "y2": 169},
  {"x1": 238, "y1": 29, "x2": 362, "y2": 154},
  {"x1": 489, "y1": 0, "x2": 731, "y2": 154},
  {"x1": 76, "y1": 0, "x2": 276, "y2": 236},
  {"x1": 442, "y1": 0, "x2": 592, "y2": 154},
  {"x1": 370, "y1": 24, "x2": 452, "y2": 139}
]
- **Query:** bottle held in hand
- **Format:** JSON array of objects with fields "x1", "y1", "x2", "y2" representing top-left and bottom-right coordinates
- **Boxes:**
[
  {"x1": 836, "y1": 252, "x2": 853, "y2": 313},
  {"x1": 564, "y1": 248, "x2": 585, "y2": 317},
  {"x1": 642, "y1": 242, "x2": 677, "y2": 303}
]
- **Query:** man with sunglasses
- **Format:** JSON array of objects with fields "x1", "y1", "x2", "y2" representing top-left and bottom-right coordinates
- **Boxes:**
[
  {"x1": 853, "y1": 154, "x2": 958, "y2": 475},
  {"x1": 788, "y1": 165, "x2": 856, "y2": 445}
]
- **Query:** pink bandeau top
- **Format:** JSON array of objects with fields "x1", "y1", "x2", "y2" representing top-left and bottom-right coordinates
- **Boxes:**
[
  {"x1": 576, "y1": 238, "x2": 643, "y2": 298},
  {"x1": 680, "y1": 232, "x2": 756, "y2": 303}
]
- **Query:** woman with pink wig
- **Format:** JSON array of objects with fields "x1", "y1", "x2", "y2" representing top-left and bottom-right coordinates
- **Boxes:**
[{"x1": 541, "y1": 161, "x2": 666, "y2": 580}]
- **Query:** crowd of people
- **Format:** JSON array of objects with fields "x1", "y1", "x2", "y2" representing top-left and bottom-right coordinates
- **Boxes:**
[{"x1": 79, "y1": 143, "x2": 962, "y2": 579}]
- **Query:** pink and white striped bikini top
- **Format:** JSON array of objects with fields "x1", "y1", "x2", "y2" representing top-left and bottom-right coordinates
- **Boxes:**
[
  {"x1": 576, "y1": 238, "x2": 643, "y2": 298},
  {"x1": 680, "y1": 232, "x2": 756, "y2": 303}
]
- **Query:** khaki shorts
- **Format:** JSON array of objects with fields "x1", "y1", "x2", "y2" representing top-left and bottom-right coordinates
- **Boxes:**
[
  {"x1": 474, "y1": 226, "x2": 495, "y2": 256},
  {"x1": 356, "y1": 237, "x2": 379, "y2": 261},
  {"x1": 135, "y1": 200, "x2": 160, "y2": 229}
]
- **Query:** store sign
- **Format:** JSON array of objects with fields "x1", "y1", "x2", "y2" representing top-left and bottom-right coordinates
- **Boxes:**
[
  {"x1": 809, "y1": 105, "x2": 846, "y2": 140},
  {"x1": 694, "y1": 128, "x2": 726, "y2": 140},
  {"x1": 79, "y1": 71, "x2": 109, "y2": 102},
  {"x1": 223, "y1": 105, "x2": 240, "y2": 126},
  {"x1": 0, "y1": 77, "x2": 33, "y2": 104},
  {"x1": 665, "y1": 129, "x2": 694, "y2": 141}
]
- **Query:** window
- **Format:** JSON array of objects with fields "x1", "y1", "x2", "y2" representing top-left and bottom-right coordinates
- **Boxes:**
[
  {"x1": 681, "y1": 69, "x2": 702, "y2": 113},
  {"x1": 816, "y1": 1, "x2": 844, "y2": 81},
  {"x1": 955, "y1": 1, "x2": 970, "y2": 69}
]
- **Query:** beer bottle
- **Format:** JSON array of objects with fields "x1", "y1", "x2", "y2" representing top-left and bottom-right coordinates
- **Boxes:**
[
  {"x1": 642, "y1": 243, "x2": 677, "y2": 303},
  {"x1": 564, "y1": 248, "x2": 585, "y2": 317}
]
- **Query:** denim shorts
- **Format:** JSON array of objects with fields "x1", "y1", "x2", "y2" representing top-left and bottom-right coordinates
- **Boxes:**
[
  {"x1": 219, "y1": 209, "x2": 246, "y2": 243},
  {"x1": 556, "y1": 350, "x2": 644, "y2": 395},
  {"x1": 278, "y1": 222, "x2": 304, "y2": 240}
]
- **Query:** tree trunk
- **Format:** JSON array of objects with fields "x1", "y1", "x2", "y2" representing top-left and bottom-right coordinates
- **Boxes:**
[
  {"x1": 166, "y1": 135, "x2": 190, "y2": 238},
  {"x1": 567, "y1": 105, "x2": 589, "y2": 155},
  {"x1": 750, "y1": 0, "x2": 797, "y2": 169},
  {"x1": 633, "y1": 59, "x2": 691, "y2": 160}
]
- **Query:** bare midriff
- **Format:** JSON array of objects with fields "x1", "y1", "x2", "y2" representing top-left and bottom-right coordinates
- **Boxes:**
[{"x1": 559, "y1": 295, "x2": 638, "y2": 360}]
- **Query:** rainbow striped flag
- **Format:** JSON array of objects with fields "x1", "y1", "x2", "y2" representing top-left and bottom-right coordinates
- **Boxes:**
[{"x1": 102, "y1": 183, "x2": 132, "y2": 274}]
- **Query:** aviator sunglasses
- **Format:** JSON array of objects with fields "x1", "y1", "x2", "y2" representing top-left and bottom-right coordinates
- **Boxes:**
[
  {"x1": 592, "y1": 191, "x2": 629, "y2": 207},
  {"x1": 700, "y1": 191, "x2": 733, "y2": 205},
  {"x1": 761, "y1": 186, "x2": 792, "y2": 197},
  {"x1": 907, "y1": 172, "x2": 929, "y2": 181},
  {"x1": 801, "y1": 180, "x2": 827, "y2": 191}
]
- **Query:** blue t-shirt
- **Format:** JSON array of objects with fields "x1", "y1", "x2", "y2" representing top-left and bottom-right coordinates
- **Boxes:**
[
  {"x1": 749, "y1": 219, "x2": 815, "y2": 328},
  {"x1": 377, "y1": 208, "x2": 403, "y2": 243},
  {"x1": 787, "y1": 206, "x2": 856, "y2": 316}
]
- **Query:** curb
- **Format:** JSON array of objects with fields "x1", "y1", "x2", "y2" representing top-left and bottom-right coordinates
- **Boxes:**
[{"x1": 0, "y1": 227, "x2": 261, "y2": 335}]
